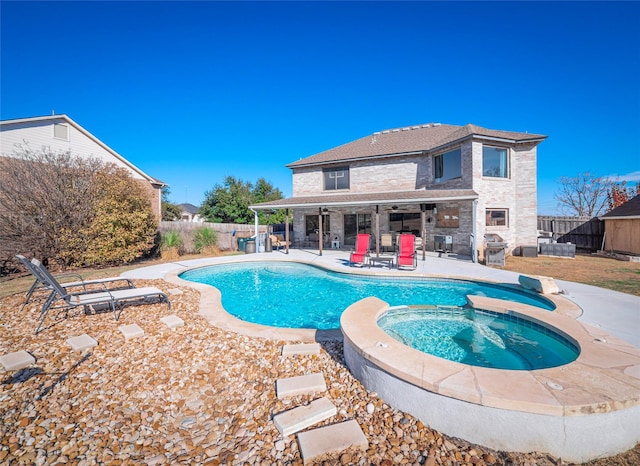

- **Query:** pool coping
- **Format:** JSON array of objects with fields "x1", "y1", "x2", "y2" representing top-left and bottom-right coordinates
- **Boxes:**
[
  {"x1": 164, "y1": 255, "x2": 640, "y2": 416},
  {"x1": 341, "y1": 296, "x2": 640, "y2": 417}
]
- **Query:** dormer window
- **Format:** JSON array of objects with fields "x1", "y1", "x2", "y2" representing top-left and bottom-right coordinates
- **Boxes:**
[{"x1": 323, "y1": 166, "x2": 349, "y2": 190}]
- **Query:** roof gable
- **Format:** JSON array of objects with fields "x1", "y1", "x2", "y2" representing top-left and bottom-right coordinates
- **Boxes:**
[
  {"x1": 601, "y1": 195, "x2": 640, "y2": 218},
  {"x1": 0, "y1": 114, "x2": 165, "y2": 186},
  {"x1": 287, "y1": 123, "x2": 546, "y2": 168}
]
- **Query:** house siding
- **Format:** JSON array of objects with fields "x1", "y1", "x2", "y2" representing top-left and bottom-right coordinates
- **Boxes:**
[
  {"x1": 1, "y1": 117, "x2": 162, "y2": 217},
  {"x1": 603, "y1": 218, "x2": 640, "y2": 255},
  {"x1": 0, "y1": 118, "x2": 145, "y2": 179},
  {"x1": 471, "y1": 141, "x2": 538, "y2": 255}
]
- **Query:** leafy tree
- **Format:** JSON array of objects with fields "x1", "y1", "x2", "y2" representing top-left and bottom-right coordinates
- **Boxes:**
[
  {"x1": 161, "y1": 186, "x2": 182, "y2": 221},
  {"x1": 554, "y1": 172, "x2": 613, "y2": 217},
  {"x1": 200, "y1": 176, "x2": 285, "y2": 225},
  {"x1": 252, "y1": 178, "x2": 287, "y2": 224},
  {"x1": 200, "y1": 176, "x2": 288, "y2": 225},
  {"x1": 606, "y1": 181, "x2": 639, "y2": 212},
  {"x1": 200, "y1": 176, "x2": 254, "y2": 223}
]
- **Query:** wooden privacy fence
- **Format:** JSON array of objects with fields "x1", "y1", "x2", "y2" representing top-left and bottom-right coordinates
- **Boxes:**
[
  {"x1": 537, "y1": 216, "x2": 604, "y2": 252},
  {"x1": 159, "y1": 222, "x2": 267, "y2": 252}
]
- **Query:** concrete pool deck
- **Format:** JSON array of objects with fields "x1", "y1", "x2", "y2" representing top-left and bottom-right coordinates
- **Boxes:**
[
  {"x1": 122, "y1": 249, "x2": 640, "y2": 349},
  {"x1": 121, "y1": 249, "x2": 640, "y2": 461}
]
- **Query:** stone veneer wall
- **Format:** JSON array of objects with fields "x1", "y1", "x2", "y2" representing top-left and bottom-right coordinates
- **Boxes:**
[
  {"x1": 471, "y1": 141, "x2": 538, "y2": 256},
  {"x1": 290, "y1": 139, "x2": 538, "y2": 258}
]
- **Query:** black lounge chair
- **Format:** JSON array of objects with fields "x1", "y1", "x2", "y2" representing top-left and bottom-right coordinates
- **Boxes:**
[{"x1": 25, "y1": 257, "x2": 170, "y2": 334}]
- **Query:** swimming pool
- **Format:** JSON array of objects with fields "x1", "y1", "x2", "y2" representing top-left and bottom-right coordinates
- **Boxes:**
[
  {"x1": 179, "y1": 262, "x2": 555, "y2": 329},
  {"x1": 378, "y1": 306, "x2": 579, "y2": 370}
]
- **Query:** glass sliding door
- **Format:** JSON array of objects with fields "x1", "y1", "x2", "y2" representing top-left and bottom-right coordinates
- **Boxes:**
[{"x1": 343, "y1": 213, "x2": 371, "y2": 246}]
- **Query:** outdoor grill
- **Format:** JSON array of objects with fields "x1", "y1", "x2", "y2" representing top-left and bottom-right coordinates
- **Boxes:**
[{"x1": 484, "y1": 234, "x2": 507, "y2": 266}]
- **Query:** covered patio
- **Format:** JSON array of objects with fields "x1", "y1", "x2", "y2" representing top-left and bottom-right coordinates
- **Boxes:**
[{"x1": 249, "y1": 189, "x2": 480, "y2": 262}]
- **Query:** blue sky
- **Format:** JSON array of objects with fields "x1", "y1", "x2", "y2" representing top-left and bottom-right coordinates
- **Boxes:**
[{"x1": 1, "y1": 1, "x2": 638, "y2": 214}]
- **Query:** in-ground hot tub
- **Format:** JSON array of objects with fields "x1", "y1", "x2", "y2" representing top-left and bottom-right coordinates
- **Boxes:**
[{"x1": 341, "y1": 296, "x2": 640, "y2": 463}]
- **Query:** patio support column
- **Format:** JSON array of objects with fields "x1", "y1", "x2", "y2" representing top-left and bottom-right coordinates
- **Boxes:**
[
  {"x1": 420, "y1": 203, "x2": 427, "y2": 261},
  {"x1": 472, "y1": 199, "x2": 478, "y2": 263},
  {"x1": 285, "y1": 208, "x2": 289, "y2": 254},
  {"x1": 253, "y1": 209, "x2": 259, "y2": 238},
  {"x1": 318, "y1": 207, "x2": 323, "y2": 256},
  {"x1": 375, "y1": 205, "x2": 380, "y2": 257}
]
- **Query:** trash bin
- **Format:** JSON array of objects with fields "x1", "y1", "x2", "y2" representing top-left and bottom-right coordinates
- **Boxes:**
[
  {"x1": 245, "y1": 239, "x2": 256, "y2": 254},
  {"x1": 237, "y1": 237, "x2": 249, "y2": 252}
]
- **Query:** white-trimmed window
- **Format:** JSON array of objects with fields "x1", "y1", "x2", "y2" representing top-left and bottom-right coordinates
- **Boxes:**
[
  {"x1": 323, "y1": 166, "x2": 349, "y2": 190},
  {"x1": 486, "y1": 209, "x2": 508, "y2": 227},
  {"x1": 433, "y1": 148, "x2": 461, "y2": 182},
  {"x1": 483, "y1": 146, "x2": 509, "y2": 178},
  {"x1": 53, "y1": 123, "x2": 69, "y2": 141}
]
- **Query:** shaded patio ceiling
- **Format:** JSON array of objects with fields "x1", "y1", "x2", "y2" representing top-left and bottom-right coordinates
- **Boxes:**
[{"x1": 249, "y1": 189, "x2": 478, "y2": 210}]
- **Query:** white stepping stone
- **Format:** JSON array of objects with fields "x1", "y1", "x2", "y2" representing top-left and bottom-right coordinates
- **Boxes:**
[
  {"x1": 118, "y1": 324, "x2": 144, "y2": 340},
  {"x1": 276, "y1": 373, "x2": 327, "y2": 399},
  {"x1": 160, "y1": 315, "x2": 184, "y2": 329},
  {"x1": 297, "y1": 419, "x2": 368, "y2": 464},
  {"x1": 66, "y1": 334, "x2": 98, "y2": 351},
  {"x1": 282, "y1": 343, "x2": 321, "y2": 357},
  {"x1": 273, "y1": 397, "x2": 337, "y2": 436},
  {"x1": 0, "y1": 350, "x2": 35, "y2": 371}
]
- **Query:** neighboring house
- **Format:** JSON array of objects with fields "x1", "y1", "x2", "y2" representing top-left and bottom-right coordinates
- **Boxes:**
[
  {"x1": 250, "y1": 122, "x2": 546, "y2": 260},
  {"x1": 0, "y1": 114, "x2": 165, "y2": 217},
  {"x1": 178, "y1": 203, "x2": 204, "y2": 222},
  {"x1": 599, "y1": 195, "x2": 640, "y2": 256}
]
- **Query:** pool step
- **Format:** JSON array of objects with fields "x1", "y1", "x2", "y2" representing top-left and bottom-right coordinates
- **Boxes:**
[
  {"x1": 276, "y1": 373, "x2": 327, "y2": 399},
  {"x1": 282, "y1": 343, "x2": 321, "y2": 357},
  {"x1": 297, "y1": 419, "x2": 368, "y2": 464},
  {"x1": 273, "y1": 396, "x2": 336, "y2": 436}
]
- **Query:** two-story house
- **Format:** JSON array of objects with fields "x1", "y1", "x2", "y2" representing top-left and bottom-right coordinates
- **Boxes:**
[
  {"x1": 0, "y1": 114, "x2": 165, "y2": 217},
  {"x1": 250, "y1": 122, "x2": 546, "y2": 260}
]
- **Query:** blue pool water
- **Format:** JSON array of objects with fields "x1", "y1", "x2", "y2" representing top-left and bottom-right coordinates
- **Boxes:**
[
  {"x1": 378, "y1": 306, "x2": 578, "y2": 370},
  {"x1": 179, "y1": 262, "x2": 555, "y2": 329}
]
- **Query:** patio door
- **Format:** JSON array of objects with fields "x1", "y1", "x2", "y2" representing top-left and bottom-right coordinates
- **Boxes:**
[{"x1": 343, "y1": 213, "x2": 371, "y2": 246}]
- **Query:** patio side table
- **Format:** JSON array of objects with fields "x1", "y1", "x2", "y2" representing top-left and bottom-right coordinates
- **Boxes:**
[{"x1": 368, "y1": 256, "x2": 395, "y2": 269}]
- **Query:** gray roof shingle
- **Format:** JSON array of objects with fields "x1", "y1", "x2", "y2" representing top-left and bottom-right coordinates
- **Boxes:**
[
  {"x1": 600, "y1": 195, "x2": 640, "y2": 218},
  {"x1": 287, "y1": 123, "x2": 546, "y2": 168}
]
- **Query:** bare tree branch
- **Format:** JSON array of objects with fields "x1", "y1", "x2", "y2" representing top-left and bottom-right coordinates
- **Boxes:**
[{"x1": 554, "y1": 172, "x2": 613, "y2": 217}]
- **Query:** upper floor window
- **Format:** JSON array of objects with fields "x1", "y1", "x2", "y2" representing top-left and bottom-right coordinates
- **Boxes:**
[
  {"x1": 53, "y1": 123, "x2": 69, "y2": 141},
  {"x1": 483, "y1": 146, "x2": 509, "y2": 178},
  {"x1": 433, "y1": 148, "x2": 461, "y2": 182},
  {"x1": 323, "y1": 166, "x2": 349, "y2": 190}
]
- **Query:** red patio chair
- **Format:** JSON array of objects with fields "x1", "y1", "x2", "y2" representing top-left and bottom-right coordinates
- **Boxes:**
[
  {"x1": 396, "y1": 234, "x2": 417, "y2": 270},
  {"x1": 350, "y1": 234, "x2": 370, "y2": 266}
]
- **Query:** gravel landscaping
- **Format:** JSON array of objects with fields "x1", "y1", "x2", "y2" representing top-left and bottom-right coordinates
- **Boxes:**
[{"x1": 1, "y1": 278, "x2": 638, "y2": 465}]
